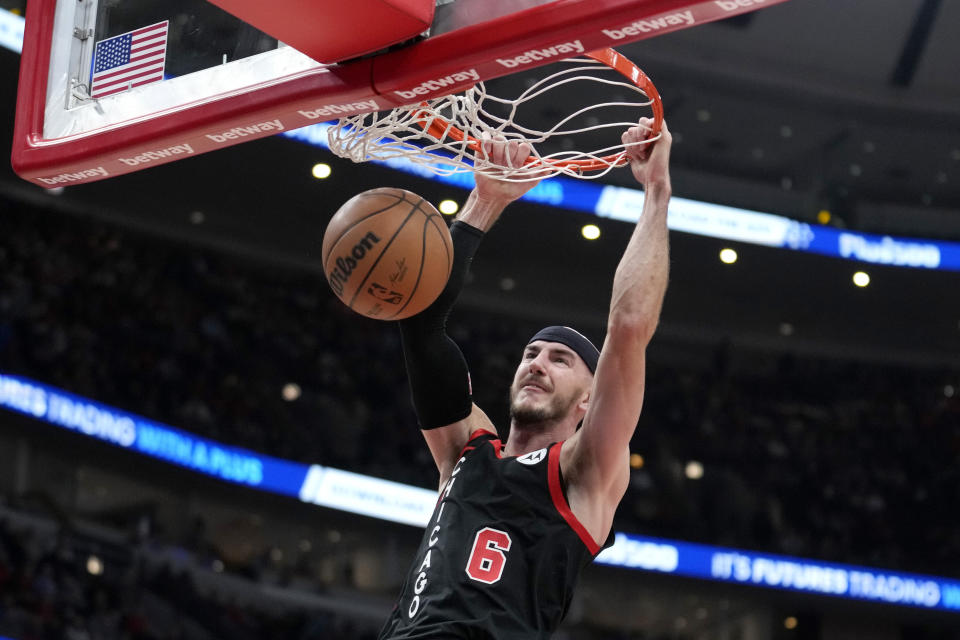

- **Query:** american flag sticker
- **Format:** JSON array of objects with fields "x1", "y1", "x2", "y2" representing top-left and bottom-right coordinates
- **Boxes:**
[{"x1": 90, "y1": 21, "x2": 168, "y2": 99}]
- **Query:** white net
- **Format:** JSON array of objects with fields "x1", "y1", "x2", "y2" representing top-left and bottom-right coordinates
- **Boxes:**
[{"x1": 327, "y1": 53, "x2": 662, "y2": 181}]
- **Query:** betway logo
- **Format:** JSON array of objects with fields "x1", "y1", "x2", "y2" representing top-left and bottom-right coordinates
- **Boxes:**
[
  {"x1": 118, "y1": 143, "x2": 194, "y2": 167},
  {"x1": 206, "y1": 119, "x2": 284, "y2": 143},
  {"x1": 37, "y1": 166, "x2": 109, "y2": 185},
  {"x1": 393, "y1": 69, "x2": 480, "y2": 101},
  {"x1": 715, "y1": 0, "x2": 768, "y2": 12},
  {"x1": 497, "y1": 40, "x2": 585, "y2": 68},
  {"x1": 603, "y1": 10, "x2": 695, "y2": 38},
  {"x1": 298, "y1": 99, "x2": 380, "y2": 120},
  {"x1": 838, "y1": 233, "x2": 941, "y2": 268}
]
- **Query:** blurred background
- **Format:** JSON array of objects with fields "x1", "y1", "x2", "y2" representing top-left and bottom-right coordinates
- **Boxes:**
[{"x1": 1, "y1": 0, "x2": 959, "y2": 638}]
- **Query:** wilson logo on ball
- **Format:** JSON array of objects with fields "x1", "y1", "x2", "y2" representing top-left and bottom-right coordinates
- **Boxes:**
[{"x1": 327, "y1": 231, "x2": 381, "y2": 296}]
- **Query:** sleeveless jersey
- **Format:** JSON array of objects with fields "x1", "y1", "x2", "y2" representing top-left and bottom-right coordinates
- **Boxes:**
[{"x1": 378, "y1": 430, "x2": 611, "y2": 640}]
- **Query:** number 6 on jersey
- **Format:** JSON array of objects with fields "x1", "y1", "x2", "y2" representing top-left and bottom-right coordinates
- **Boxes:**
[{"x1": 466, "y1": 527, "x2": 512, "y2": 584}]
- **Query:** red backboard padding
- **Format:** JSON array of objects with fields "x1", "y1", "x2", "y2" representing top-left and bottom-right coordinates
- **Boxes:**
[
  {"x1": 205, "y1": 0, "x2": 435, "y2": 63},
  {"x1": 12, "y1": 0, "x2": 793, "y2": 187}
]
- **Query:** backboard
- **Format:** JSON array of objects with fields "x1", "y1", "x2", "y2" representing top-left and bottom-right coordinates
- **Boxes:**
[{"x1": 12, "y1": 0, "x2": 791, "y2": 188}]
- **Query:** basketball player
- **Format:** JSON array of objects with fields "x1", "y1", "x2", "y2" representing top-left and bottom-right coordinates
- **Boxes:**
[{"x1": 381, "y1": 117, "x2": 672, "y2": 639}]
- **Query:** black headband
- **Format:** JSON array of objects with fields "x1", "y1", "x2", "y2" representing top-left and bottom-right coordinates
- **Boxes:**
[{"x1": 527, "y1": 326, "x2": 600, "y2": 374}]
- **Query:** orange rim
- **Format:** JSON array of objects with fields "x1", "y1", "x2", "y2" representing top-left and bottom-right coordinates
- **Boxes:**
[{"x1": 413, "y1": 48, "x2": 663, "y2": 174}]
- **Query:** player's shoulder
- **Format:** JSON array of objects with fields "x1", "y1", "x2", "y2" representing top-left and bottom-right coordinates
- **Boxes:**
[
  {"x1": 559, "y1": 428, "x2": 631, "y2": 490},
  {"x1": 457, "y1": 403, "x2": 500, "y2": 447}
]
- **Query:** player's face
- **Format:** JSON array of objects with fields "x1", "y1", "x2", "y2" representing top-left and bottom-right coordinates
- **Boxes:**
[{"x1": 509, "y1": 341, "x2": 592, "y2": 426}]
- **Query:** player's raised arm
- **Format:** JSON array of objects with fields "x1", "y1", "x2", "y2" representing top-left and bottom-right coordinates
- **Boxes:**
[
  {"x1": 398, "y1": 138, "x2": 542, "y2": 487},
  {"x1": 564, "y1": 118, "x2": 672, "y2": 510}
]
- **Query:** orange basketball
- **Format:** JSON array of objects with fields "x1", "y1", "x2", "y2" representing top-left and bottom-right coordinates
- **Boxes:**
[{"x1": 322, "y1": 188, "x2": 453, "y2": 320}]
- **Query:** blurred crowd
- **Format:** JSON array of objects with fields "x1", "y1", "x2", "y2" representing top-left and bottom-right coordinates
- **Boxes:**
[
  {"x1": 0, "y1": 509, "x2": 377, "y2": 640},
  {"x1": 1, "y1": 195, "x2": 959, "y2": 580}
]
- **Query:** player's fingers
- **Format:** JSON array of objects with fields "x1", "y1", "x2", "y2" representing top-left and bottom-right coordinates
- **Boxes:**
[
  {"x1": 645, "y1": 120, "x2": 671, "y2": 156},
  {"x1": 622, "y1": 127, "x2": 647, "y2": 159},
  {"x1": 657, "y1": 119, "x2": 672, "y2": 144},
  {"x1": 499, "y1": 140, "x2": 515, "y2": 169},
  {"x1": 622, "y1": 127, "x2": 638, "y2": 147},
  {"x1": 479, "y1": 132, "x2": 493, "y2": 161},
  {"x1": 510, "y1": 141, "x2": 533, "y2": 168},
  {"x1": 487, "y1": 134, "x2": 513, "y2": 166}
]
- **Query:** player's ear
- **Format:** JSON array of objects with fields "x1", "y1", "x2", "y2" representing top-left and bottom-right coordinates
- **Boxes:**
[{"x1": 576, "y1": 389, "x2": 591, "y2": 413}]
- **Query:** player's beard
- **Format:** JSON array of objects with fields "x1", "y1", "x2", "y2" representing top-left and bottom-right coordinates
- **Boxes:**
[{"x1": 509, "y1": 384, "x2": 581, "y2": 428}]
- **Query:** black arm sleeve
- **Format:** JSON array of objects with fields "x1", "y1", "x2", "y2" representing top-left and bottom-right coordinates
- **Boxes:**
[{"x1": 398, "y1": 220, "x2": 484, "y2": 429}]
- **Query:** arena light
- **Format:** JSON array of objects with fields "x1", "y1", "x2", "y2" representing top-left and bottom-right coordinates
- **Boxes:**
[
  {"x1": 719, "y1": 248, "x2": 737, "y2": 264},
  {"x1": 684, "y1": 460, "x2": 704, "y2": 480},
  {"x1": 311, "y1": 163, "x2": 332, "y2": 179},
  {"x1": 86, "y1": 555, "x2": 104, "y2": 576},
  {"x1": 438, "y1": 199, "x2": 459, "y2": 215},
  {"x1": 629, "y1": 453, "x2": 644, "y2": 469},
  {"x1": 282, "y1": 383, "x2": 301, "y2": 401},
  {"x1": 0, "y1": 8, "x2": 23, "y2": 53},
  {"x1": 784, "y1": 616, "x2": 798, "y2": 630},
  {"x1": 853, "y1": 271, "x2": 871, "y2": 287},
  {"x1": 582, "y1": 224, "x2": 601, "y2": 240}
]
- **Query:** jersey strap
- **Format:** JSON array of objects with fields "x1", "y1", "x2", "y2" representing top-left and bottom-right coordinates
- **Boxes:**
[
  {"x1": 465, "y1": 427, "x2": 497, "y2": 445},
  {"x1": 459, "y1": 427, "x2": 498, "y2": 457},
  {"x1": 546, "y1": 441, "x2": 603, "y2": 556}
]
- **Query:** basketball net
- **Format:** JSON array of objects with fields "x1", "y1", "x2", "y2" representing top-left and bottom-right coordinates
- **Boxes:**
[{"x1": 327, "y1": 49, "x2": 663, "y2": 182}]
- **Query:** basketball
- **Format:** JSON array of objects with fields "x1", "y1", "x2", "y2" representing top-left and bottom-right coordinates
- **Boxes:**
[{"x1": 321, "y1": 188, "x2": 453, "y2": 320}]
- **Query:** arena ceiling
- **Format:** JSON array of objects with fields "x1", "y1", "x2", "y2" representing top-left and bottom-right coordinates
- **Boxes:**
[
  {"x1": 612, "y1": 0, "x2": 960, "y2": 238},
  {"x1": 2, "y1": 0, "x2": 959, "y2": 363}
]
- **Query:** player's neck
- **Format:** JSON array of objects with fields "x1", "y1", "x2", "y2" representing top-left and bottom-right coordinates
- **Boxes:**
[{"x1": 504, "y1": 419, "x2": 576, "y2": 457}]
